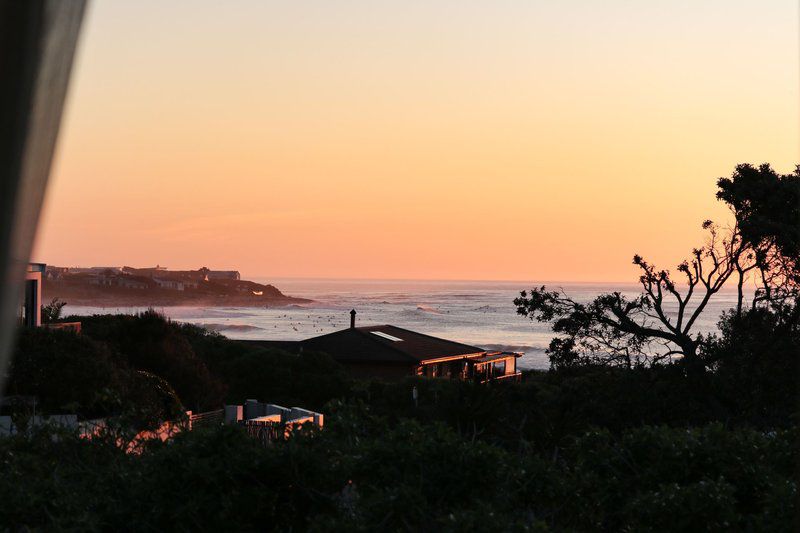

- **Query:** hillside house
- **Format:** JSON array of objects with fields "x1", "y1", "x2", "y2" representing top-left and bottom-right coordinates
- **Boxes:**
[{"x1": 248, "y1": 311, "x2": 521, "y2": 382}]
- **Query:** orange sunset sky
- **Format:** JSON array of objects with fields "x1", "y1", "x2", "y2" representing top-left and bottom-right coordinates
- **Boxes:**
[{"x1": 32, "y1": 1, "x2": 798, "y2": 282}]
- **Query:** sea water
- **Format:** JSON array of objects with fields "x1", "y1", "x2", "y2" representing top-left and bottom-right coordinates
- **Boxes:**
[{"x1": 64, "y1": 278, "x2": 743, "y2": 370}]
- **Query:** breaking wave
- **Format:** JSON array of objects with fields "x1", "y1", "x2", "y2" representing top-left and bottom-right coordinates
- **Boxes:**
[
  {"x1": 201, "y1": 323, "x2": 264, "y2": 333},
  {"x1": 480, "y1": 343, "x2": 544, "y2": 354}
]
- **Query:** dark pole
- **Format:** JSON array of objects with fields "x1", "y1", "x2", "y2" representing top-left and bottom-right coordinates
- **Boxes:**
[
  {"x1": 0, "y1": 0, "x2": 87, "y2": 395},
  {"x1": 350, "y1": 309, "x2": 356, "y2": 328}
]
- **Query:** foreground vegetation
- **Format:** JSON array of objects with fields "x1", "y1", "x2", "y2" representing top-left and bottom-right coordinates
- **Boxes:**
[
  {"x1": 2, "y1": 305, "x2": 796, "y2": 531},
  {"x1": 1, "y1": 164, "x2": 797, "y2": 530},
  {"x1": 1, "y1": 415, "x2": 794, "y2": 531}
]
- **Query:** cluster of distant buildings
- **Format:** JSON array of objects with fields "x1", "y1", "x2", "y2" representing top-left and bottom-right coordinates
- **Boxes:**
[
  {"x1": 46, "y1": 265, "x2": 241, "y2": 292},
  {"x1": 19, "y1": 263, "x2": 246, "y2": 328}
]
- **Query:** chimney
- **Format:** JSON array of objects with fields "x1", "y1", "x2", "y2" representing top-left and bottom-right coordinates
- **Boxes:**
[{"x1": 350, "y1": 309, "x2": 356, "y2": 329}]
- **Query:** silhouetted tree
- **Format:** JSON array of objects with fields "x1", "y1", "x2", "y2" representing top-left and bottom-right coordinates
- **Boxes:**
[
  {"x1": 716, "y1": 163, "x2": 799, "y2": 318},
  {"x1": 40, "y1": 297, "x2": 66, "y2": 324},
  {"x1": 516, "y1": 163, "x2": 798, "y2": 372}
]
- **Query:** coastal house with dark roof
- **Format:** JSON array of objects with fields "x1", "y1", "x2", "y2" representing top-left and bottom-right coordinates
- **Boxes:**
[{"x1": 250, "y1": 311, "x2": 522, "y2": 382}]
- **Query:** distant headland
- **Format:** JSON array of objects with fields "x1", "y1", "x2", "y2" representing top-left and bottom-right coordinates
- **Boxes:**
[{"x1": 43, "y1": 265, "x2": 311, "y2": 307}]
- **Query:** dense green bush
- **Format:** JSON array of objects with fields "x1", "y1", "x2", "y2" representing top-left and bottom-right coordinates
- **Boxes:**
[
  {"x1": 215, "y1": 348, "x2": 352, "y2": 410},
  {"x1": 348, "y1": 363, "x2": 775, "y2": 455},
  {"x1": 6, "y1": 328, "x2": 125, "y2": 418},
  {"x1": 74, "y1": 311, "x2": 226, "y2": 411},
  {"x1": 71, "y1": 312, "x2": 351, "y2": 412},
  {"x1": 705, "y1": 307, "x2": 799, "y2": 426},
  {"x1": 0, "y1": 416, "x2": 794, "y2": 531},
  {"x1": 555, "y1": 424, "x2": 797, "y2": 530},
  {"x1": 6, "y1": 328, "x2": 182, "y2": 428}
]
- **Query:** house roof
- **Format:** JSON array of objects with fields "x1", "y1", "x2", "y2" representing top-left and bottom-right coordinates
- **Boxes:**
[{"x1": 300, "y1": 325, "x2": 485, "y2": 364}]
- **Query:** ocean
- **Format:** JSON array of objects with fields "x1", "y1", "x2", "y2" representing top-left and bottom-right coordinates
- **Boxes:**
[{"x1": 64, "y1": 278, "x2": 742, "y2": 370}]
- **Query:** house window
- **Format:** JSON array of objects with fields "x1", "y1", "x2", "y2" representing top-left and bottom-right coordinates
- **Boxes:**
[{"x1": 492, "y1": 360, "x2": 506, "y2": 376}]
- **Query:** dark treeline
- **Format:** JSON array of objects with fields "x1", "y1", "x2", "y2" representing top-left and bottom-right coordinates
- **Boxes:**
[{"x1": 1, "y1": 164, "x2": 798, "y2": 531}]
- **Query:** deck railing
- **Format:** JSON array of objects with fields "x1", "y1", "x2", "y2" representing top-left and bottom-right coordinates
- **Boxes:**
[
  {"x1": 479, "y1": 371, "x2": 522, "y2": 384},
  {"x1": 187, "y1": 409, "x2": 224, "y2": 430}
]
